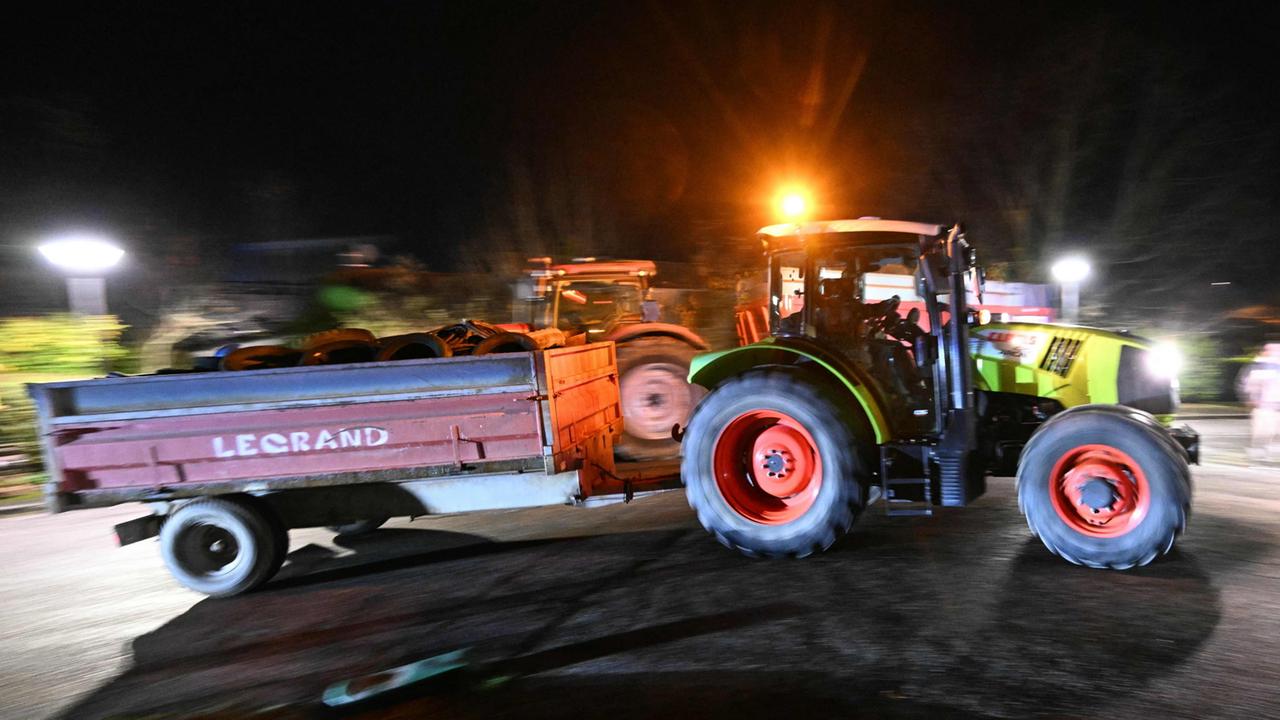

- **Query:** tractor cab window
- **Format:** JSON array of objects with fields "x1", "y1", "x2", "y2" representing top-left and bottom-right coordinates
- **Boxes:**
[
  {"x1": 769, "y1": 251, "x2": 807, "y2": 336},
  {"x1": 813, "y1": 244, "x2": 931, "y2": 420},
  {"x1": 813, "y1": 245, "x2": 920, "y2": 339},
  {"x1": 554, "y1": 280, "x2": 644, "y2": 333}
]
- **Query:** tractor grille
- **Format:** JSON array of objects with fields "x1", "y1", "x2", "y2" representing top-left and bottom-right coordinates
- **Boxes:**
[{"x1": 1040, "y1": 336, "x2": 1082, "y2": 376}]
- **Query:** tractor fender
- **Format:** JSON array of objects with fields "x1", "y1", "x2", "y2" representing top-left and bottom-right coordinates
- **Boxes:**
[
  {"x1": 1032, "y1": 403, "x2": 1193, "y2": 465},
  {"x1": 687, "y1": 341, "x2": 892, "y2": 444},
  {"x1": 606, "y1": 323, "x2": 709, "y2": 351}
]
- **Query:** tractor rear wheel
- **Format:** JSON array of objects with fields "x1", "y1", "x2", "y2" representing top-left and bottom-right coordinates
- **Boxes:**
[
  {"x1": 682, "y1": 369, "x2": 866, "y2": 558},
  {"x1": 616, "y1": 337, "x2": 704, "y2": 461},
  {"x1": 1017, "y1": 406, "x2": 1191, "y2": 570}
]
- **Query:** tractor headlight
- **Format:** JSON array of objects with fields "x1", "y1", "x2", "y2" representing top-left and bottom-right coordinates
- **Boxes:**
[{"x1": 1144, "y1": 342, "x2": 1183, "y2": 380}]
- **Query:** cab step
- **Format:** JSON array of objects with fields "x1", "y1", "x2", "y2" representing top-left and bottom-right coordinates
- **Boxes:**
[{"x1": 879, "y1": 444, "x2": 933, "y2": 517}]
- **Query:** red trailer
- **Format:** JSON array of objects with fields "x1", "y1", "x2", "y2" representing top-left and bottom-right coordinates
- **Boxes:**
[{"x1": 28, "y1": 342, "x2": 678, "y2": 596}]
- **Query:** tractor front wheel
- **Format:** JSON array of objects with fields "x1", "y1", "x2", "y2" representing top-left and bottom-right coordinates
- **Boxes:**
[
  {"x1": 1017, "y1": 406, "x2": 1191, "y2": 569},
  {"x1": 682, "y1": 369, "x2": 866, "y2": 557}
]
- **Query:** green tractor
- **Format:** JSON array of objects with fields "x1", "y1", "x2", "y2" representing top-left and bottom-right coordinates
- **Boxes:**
[{"x1": 680, "y1": 219, "x2": 1197, "y2": 569}]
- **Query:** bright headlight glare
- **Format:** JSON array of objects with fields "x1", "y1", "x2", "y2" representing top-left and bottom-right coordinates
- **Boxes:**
[{"x1": 1145, "y1": 342, "x2": 1183, "y2": 379}]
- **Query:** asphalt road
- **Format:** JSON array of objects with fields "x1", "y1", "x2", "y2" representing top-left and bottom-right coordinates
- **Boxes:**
[{"x1": 1, "y1": 416, "x2": 1277, "y2": 720}]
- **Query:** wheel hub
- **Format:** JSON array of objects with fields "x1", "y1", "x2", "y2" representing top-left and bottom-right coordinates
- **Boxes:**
[
  {"x1": 1049, "y1": 445, "x2": 1151, "y2": 537},
  {"x1": 1077, "y1": 477, "x2": 1118, "y2": 512},
  {"x1": 712, "y1": 409, "x2": 824, "y2": 524},
  {"x1": 751, "y1": 425, "x2": 815, "y2": 498},
  {"x1": 762, "y1": 451, "x2": 789, "y2": 475}
]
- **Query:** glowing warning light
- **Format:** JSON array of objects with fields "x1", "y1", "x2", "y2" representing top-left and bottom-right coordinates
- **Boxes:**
[
  {"x1": 779, "y1": 193, "x2": 808, "y2": 220},
  {"x1": 774, "y1": 185, "x2": 814, "y2": 222}
]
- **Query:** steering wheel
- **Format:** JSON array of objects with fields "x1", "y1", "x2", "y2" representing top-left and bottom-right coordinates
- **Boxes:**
[
  {"x1": 863, "y1": 295, "x2": 901, "y2": 335},
  {"x1": 892, "y1": 307, "x2": 925, "y2": 341},
  {"x1": 868, "y1": 296, "x2": 927, "y2": 343}
]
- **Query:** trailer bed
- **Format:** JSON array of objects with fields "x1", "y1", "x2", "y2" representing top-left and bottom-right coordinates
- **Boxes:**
[{"x1": 29, "y1": 343, "x2": 625, "y2": 512}]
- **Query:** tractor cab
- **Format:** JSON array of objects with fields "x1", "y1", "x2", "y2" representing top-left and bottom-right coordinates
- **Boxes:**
[
  {"x1": 758, "y1": 219, "x2": 979, "y2": 441},
  {"x1": 517, "y1": 258, "x2": 657, "y2": 337}
]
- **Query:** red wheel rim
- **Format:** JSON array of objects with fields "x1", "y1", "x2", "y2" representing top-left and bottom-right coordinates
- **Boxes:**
[
  {"x1": 713, "y1": 410, "x2": 823, "y2": 524},
  {"x1": 1048, "y1": 444, "x2": 1150, "y2": 538}
]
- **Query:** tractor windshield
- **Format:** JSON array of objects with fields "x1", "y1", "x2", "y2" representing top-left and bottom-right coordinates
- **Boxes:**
[{"x1": 554, "y1": 280, "x2": 645, "y2": 333}]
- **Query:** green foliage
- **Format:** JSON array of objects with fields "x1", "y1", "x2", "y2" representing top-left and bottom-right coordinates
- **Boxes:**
[
  {"x1": 0, "y1": 374, "x2": 82, "y2": 483},
  {"x1": 1153, "y1": 334, "x2": 1239, "y2": 403},
  {"x1": 330, "y1": 293, "x2": 497, "y2": 337},
  {"x1": 0, "y1": 315, "x2": 129, "y2": 374},
  {"x1": 0, "y1": 315, "x2": 127, "y2": 481}
]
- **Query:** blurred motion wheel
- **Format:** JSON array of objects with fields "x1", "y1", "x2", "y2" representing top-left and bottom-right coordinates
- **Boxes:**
[
  {"x1": 160, "y1": 497, "x2": 282, "y2": 597},
  {"x1": 616, "y1": 337, "x2": 703, "y2": 461},
  {"x1": 1017, "y1": 407, "x2": 1191, "y2": 570}
]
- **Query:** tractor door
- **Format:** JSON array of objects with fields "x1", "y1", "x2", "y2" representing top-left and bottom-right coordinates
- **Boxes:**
[{"x1": 806, "y1": 245, "x2": 935, "y2": 435}]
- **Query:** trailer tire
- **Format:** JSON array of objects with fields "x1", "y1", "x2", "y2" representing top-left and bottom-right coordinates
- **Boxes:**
[
  {"x1": 616, "y1": 337, "x2": 704, "y2": 461},
  {"x1": 160, "y1": 497, "x2": 283, "y2": 597},
  {"x1": 473, "y1": 332, "x2": 540, "y2": 355},
  {"x1": 1017, "y1": 407, "x2": 1191, "y2": 570},
  {"x1": 376, "y1": 333, "x2": 451, "y2": 361},
  {"x1": 326, "y1": 517, "x2": 389, "y2": 537},
  {"x1": 219, "y1": 345, "x2": 302, "y2": 371},
  {"x1": 682, "y1": 368, "x2": 866, "y2": 558}
]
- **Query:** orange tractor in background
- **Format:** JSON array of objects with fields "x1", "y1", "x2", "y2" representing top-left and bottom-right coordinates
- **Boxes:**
[{"x1": 507, "y1": 258, "x2": 710, "y2": 459}]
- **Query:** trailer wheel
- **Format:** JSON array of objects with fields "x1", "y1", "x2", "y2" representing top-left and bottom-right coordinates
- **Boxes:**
[
  {"x1": 326, "y1": 517, "x2": 389, "y2": 536},
  {"x1": 682, "y1": 369, "x2": 866, "y2": 558},
  {"x1": 160, "y1": 497, "x2": 283, "y2": 597},
  {"x1": 616, "y1": 337, "x2": 704, "y2": 461},
  {"x1": 1017, "y1": 407, "x2": 1191, "y2": 570}
]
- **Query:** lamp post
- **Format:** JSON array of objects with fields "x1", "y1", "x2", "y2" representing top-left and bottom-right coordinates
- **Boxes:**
[
  {"x1": 1050, "y1": 256, "x2": 1090, "y2": 323},
  {"x1": 38, "y1": 235, "x2": 125, "y2": 315}
]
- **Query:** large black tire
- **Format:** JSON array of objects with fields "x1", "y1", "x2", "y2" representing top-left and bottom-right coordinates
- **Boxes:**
[
  {"x1": 376, "y1": 333, "x2": 452, "y2": 361},
  {"x1": 326, "y1": 517, "x2": 389, "y2": 537},
  {"x1": 160, "y1": 496, "x2": 284, "y2": 597},
  {"x1": 472, "y1": 332, "x2": 539, "y2": 355},
  {"x1": 1017, "y1": 407, "x2": 1192, "y2": 570},
  {"x1": 682, "y1": 368, "x2": 867, "y2": 558},
  {"x1": 616, "y1": 337, "x2": 704, "y2": 461}
]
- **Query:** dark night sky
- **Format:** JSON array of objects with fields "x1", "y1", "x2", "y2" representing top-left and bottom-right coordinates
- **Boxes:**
[{"x1": 2, "y1": 1, "x2": 1278, "y2": 320}]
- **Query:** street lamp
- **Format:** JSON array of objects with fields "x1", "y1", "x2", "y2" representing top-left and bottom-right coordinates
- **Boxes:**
[
  {"x1": 38, "y1": 235, "x2": 125, "y2": 315},
  {"x1": 1050, "y1": 256, "x2": 1090, "y2": 323}
]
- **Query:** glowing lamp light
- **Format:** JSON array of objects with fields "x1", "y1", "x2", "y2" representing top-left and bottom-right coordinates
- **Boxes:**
[
  {"x1": 775, "y1": 185, "x2": 814, "y2": 222},
  {"x1": 780, "y1": 193, "x2": 807, "y2": 220},
  {"x1": 1145, "y1": 341, "x2": 1184, "y2": 380},
  {"x1": 38, "y1": 236, "x2": 125, "y2": 274},
  {"x1": 1051, "y1": 256, "x2": 1090, "y2": 284}
]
